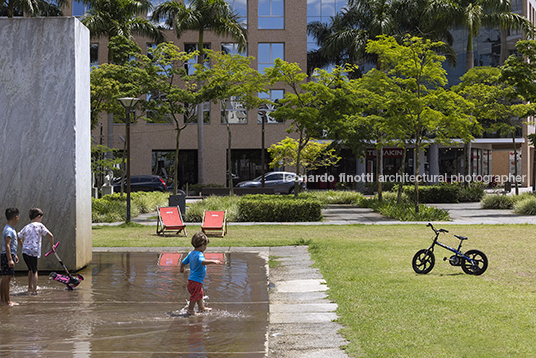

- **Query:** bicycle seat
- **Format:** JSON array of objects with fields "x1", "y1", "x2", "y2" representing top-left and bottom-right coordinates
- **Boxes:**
[{"x1": 454, "y1": 235, "x2": 468, "y2": 240}]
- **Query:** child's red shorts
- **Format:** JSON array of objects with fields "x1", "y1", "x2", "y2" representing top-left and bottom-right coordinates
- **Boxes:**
[{"x1": 187, "y1": 280, "x2": 204, "y2": 302}]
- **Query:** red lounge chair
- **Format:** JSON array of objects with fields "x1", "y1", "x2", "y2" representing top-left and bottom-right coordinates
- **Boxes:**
[
  {"x1": 156, "y1": 206, "x2": 187, "y2": 237},
  {"x1": 201, "y1": 210, "x2": 227, "y2": 237}
]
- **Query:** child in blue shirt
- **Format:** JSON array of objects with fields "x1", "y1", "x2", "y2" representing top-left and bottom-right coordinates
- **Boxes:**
[
  {"x1": 180, "y1": 232, "x2": 222, "y2": 315},
  {"x1": 1, "y1": 207, "x2": 21, "y2": 306}
]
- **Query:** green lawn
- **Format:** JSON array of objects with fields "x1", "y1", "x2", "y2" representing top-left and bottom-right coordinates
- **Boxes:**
[{"x1": 92, "y1": 223, "x2": 536, "y2": 357}]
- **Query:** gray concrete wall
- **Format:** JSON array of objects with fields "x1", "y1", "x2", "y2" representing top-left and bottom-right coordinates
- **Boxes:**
[{"x1": 0, "y1": 17, "x2": 92, "y2": 271}]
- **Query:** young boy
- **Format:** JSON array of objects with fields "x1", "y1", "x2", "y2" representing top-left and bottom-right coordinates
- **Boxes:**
[
  {"x1": 18, "y1": 208, "x2": 54, "y2": 295},
  {"x1": 1, "y1": 207, "x2": 20, "y2": 306},
  {"x1": 180, "y1": 232, "x2": 222, "y2": 315}
]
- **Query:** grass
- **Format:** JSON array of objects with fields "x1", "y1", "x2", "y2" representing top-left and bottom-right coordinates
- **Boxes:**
[{"x1": 93, "y1": 223, "x2": 536, "y2": 357}]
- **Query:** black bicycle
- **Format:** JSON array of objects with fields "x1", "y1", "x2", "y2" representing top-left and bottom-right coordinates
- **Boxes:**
[{"x1": 412, "y1": 223, "x2": 488, "y2": 275}]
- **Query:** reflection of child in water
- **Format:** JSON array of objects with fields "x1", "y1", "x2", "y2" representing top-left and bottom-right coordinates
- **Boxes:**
[{"x1": 180, "y1": 232, "x2": 222, "y2": 315}]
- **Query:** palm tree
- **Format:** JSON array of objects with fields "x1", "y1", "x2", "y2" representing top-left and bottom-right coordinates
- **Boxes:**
[
  {"x1": 1, "y1": 0, "x2": 66, "y2": 17},
  {"x1": 81, "y1": 0, "x2": 164, "y2": 63},
  {"x1": 152, "y1": 0, "x2": 247, "y2": 185},
  {"x1": 81, "y1": 0, "x2": 164, "y2": 170},
  {"x1": 307, "y1": 0, "x2": 455, "y2": 73},
  {"x1": 429, "y1": 0, "x2": 535, "y2": 71}
]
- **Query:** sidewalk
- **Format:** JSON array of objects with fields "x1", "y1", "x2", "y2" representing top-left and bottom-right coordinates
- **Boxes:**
[{"x1": 120, "y1": 201, "x2": 536, "y2": 226}]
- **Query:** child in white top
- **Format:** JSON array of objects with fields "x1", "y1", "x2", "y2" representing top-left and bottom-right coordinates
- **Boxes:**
[{"x1": 18, "y1": 208, "x2": 54, "y2": 294}]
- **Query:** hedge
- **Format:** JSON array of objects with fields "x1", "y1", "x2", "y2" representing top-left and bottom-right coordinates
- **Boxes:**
[{"x1": 238, "y1": 195, "x2": 323, "y2": 222}]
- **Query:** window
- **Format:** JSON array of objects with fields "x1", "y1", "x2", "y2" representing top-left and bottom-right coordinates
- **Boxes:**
[
  {"x1": 72, "y1": 0, "x2": 90, "y2": 17},
  {"x1": 184, "y1": 43, "x2": 211, "y2": 75},
  {"x1": 257, "y1": 43, "x2": 284, "y2": 72},
  {"x1": 258, "y1": 0, "x2": 284, "y2": 29},
  {"x1": 227, "y1": 0, "x2": 247, "y2": 28},
  {"x1": 147, "y1": 43, "x2": 172, "y2": 73},
  {"x1": 221, "y1": 43, "x2": 247, "y2": 56},
  {"x1": 90, "y1": 44, "x2": 99, "y2": 69},
  {"x1": 258, "y1": 90, "x2": 284, "y2": 123},
  {"x1": 184, "y1": 102, "x2": 211, "y2": 124},
  {"x1": 146, "y1": 92, "x2": 173, "y2": 124},
  {"x1": 221, "y1": 97, "x2": 248, "y2": 124}
]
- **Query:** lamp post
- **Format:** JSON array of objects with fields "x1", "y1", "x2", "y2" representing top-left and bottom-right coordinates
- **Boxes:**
[{"x1": 117, "y1": 97, "x2": 140, "y2": 223}]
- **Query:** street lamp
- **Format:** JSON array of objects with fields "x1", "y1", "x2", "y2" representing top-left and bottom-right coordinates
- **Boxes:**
[{"x1": 117, "y1": 97, "x2": 140, "y2": 223}]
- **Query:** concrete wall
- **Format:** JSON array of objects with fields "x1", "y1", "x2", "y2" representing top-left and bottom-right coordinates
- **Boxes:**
[{"x1": 0, "y1": 17, "x2": 92, "y2": 271}]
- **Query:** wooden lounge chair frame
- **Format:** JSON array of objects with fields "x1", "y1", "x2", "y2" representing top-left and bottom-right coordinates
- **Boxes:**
[
  {"x1": 156, "y1": 206, "x2": 187, "y2": 237},
  {"x1": 201, "y1": 210, "x2": 227, "y2": 237}
]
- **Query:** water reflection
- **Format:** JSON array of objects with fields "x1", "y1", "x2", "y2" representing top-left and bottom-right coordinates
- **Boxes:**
[{"x1": 0, "y1": 252, "x2": 268, "y2": 357}]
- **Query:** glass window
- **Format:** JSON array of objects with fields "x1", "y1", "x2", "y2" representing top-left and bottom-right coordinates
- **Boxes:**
[
  {"x1": 258, "y1": 90, "x2": 284, "y2": 123},
  {"x1": 258, "y1": 0, "x2": 284, "y2": 29},
  {"x1": 221, "y1": 43, "x2": 247, "y2": 56},
  {"x1": 184, "y1": 43, "x2": 211, "y2": 75},
  {"x1": 257, "y1": 43, "x2": 284, "y2": 72},
  {"x1": 227, "y1": 0, "x2": 247, "y2": 28},
  {"x1": 90, "y1": 44, "x2": 99, "y2": 69},
  {"x1": 146, "y1": 92, "x2": 173, "y2": 124},
  {"x1": 221, "y1": 97, "x2": 248, "y2": 124},
  {"x1": 72, "y1": 0, "x2": 90, "y2": 17},
  {"x1": 184, "y1": 102, "x2": 211, "y2": 124}
]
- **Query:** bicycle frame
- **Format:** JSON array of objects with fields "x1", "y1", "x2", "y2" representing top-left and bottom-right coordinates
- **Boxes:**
[{"x1": 426, "y1": 224, "x2": 476, "y2": 266}]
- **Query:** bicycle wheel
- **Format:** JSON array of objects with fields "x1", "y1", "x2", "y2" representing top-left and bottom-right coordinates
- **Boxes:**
[
  {"x1": 412, "y1": 249, "x2": 435, "y2": 274},
  {"x1": 461, "y1": 249, "x2": 488, "y2": 275}
]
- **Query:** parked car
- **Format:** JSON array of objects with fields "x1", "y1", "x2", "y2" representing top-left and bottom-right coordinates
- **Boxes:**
[
  {"x1": 235, "y1": 171, "x2": 305, "y2": 194},
  {"x1": 112, "y1": 175, "x2": 167, "y2": 192}
]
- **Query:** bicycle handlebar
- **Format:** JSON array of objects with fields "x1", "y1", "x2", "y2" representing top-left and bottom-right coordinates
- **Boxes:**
[
  {"x1": 45, "y1": 242, "x2": 60, "y2": 257},
  {"x1": 427, "y1": 223, "x2": 448, "y2": 234}
]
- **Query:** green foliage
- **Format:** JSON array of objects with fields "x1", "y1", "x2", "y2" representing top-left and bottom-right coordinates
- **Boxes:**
[
  {"x1": 402, "y1": 184, "x2": 460, "y2": 203},
  {"x1": 480, "y1": 194, "x2": 515, "y2": 209},
  {"x1": 300, "y1": 190, "x2": 365, "y2": 205},
  {"x1": 513, "y1": 197, "x2": 536, "y2": 215},
  {"x1": 92, "y1": 192, "x2": 168, "y2": 223},
  {"x1": 362, "y1": 198, "x2": 450, "y2": 221},
  {"x1": 238, "y1": 195, "x2": 323, "y2": 222},
  {"x1": 184, "y1": 195, "x2": 240, "y2": 222},
  {"x1": 458, "y1": 183, "x2": 485, "y2": 202},
  {"x1": 268, "y1": 137, "x2": 341, "y2": 172}
]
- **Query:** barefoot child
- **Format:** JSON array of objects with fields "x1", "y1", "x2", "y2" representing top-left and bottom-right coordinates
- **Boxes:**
[
  {"x1": 1, "y1": 207, "x2": 20, "y2": 306},
  {"x1": 18, "y1": 208, "x2": 54, "y2": 295},
  {"x1": 180, "y1": 232, "x2": 222, "y2": 315}
]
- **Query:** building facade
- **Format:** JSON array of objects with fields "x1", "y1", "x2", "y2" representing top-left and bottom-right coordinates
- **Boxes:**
[{"x1": 77, "y1": 0, "x2": 536, "y2": 189}]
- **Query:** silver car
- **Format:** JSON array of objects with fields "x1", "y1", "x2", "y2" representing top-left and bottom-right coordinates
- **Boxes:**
[{"x1": 235, "y1": 171, "x2": 306, "y2": 194}]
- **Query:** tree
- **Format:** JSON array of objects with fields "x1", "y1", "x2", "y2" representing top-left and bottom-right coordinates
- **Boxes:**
[
  {"x1": 90, "y1": 37, "x2": 147, "y2": 194},
  {"x1": 268, "y1": 137, "x2": 341, "y2": 174},
  {"x1": 266, "y1": 60, "x2": 350, "y2": 196},
  {"x1": 82, "y1": 0, "x2": 164, "y2": 166},
  {"x1": 501, "y1": 40, "x2": 536, "y2": 191},
  {"x1": 138, "y1": 42, "x2": 199, "y2": 195},
  {"x1": 1, "y1": 0, "x2": 66, "y2": 17},
  {"x1": 307, "y1": 0, "x2": 455, "y2": 75},
  {"x1": 454, "y1": 66, "x2": 530, "y2": 194},
  {"x1": 366, "y1": 35, "x2": 477, "y2": 211},
  {"x1": 152, "y1": 0, "x2": 247, "y2": 185},
  {"x1": 196, "y1": 50, "x2": 268, "y2": 194},
  {"x1": 430, "y1": 0, "x2": 535, "y2": 72}
]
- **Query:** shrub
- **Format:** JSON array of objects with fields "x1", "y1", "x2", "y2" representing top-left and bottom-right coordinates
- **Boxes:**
[
  {"x1": 238, "y1": 195, "x2": 322, "y2": 222},
  {"x1": 480, "y1": 194, "x2": 515, "y2": 209},
  {"x1": 513, "y1": 197, "x2": 536, "y2": 215},
  {"x1": 403, "y1": 184, "x2": 460, "y2": 203},
  {"x1": 458, "y1": 183, "x2": 485, "y2": 202},
  {"x1": 363, "y1": 198, "x2": 450, "y2": 221},
  {"x1": 301, "y1": 190, "x2": 364, "y2": 205},
  {"x1": 92, "y1": 192, "x2": 168, "y2": 223},
  {"x1": 184, "y1": 195, "x2": 240, "y2": 222}
]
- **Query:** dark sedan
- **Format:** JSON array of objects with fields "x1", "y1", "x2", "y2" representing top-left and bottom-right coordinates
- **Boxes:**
[
  {"x1": 112, "y1": 175, "x2": 167, "y2": 192},
  {"x1": 235, "y1": 171, "x2": 305, "y2": 194}
]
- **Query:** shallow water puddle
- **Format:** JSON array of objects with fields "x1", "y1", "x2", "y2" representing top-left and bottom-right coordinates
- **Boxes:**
[{"x1": 0, "y1": 252, "x2": 269, "y2": 357}]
